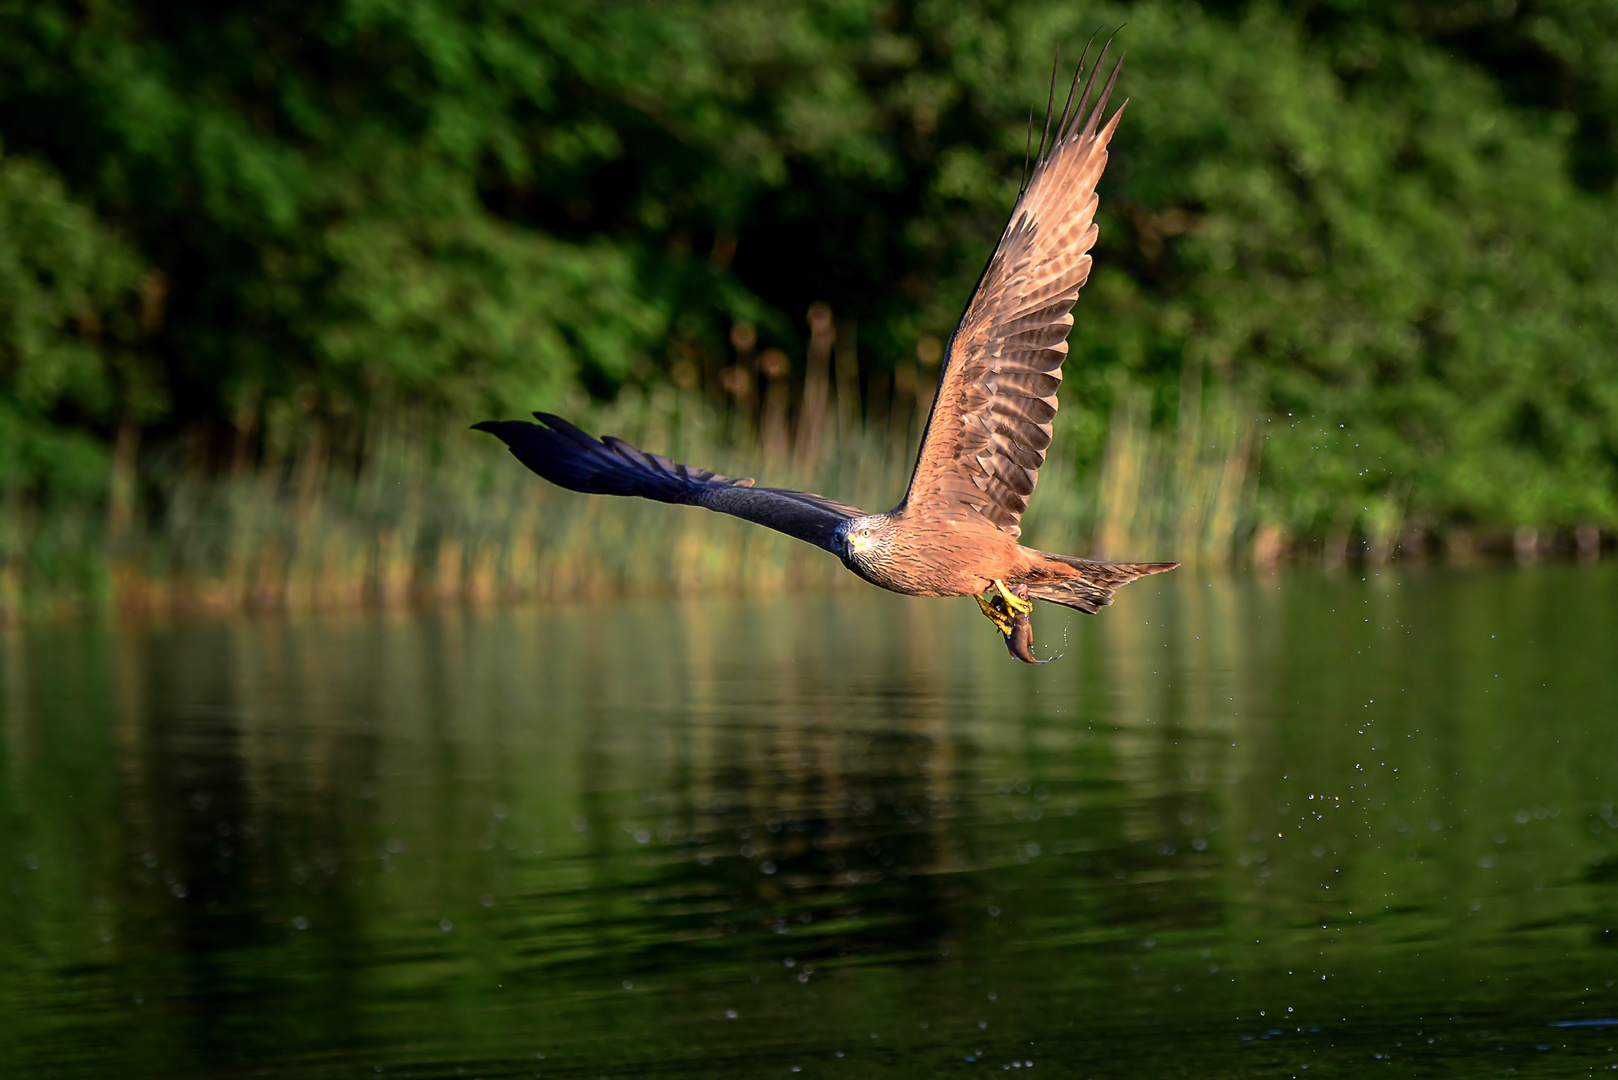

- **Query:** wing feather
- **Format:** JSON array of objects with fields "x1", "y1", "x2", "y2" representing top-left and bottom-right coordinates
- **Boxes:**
[
  {"x1": 474, "y1": 414, "x2": 864, "y2": 553},
  {"x1": 901, "y1": 45, "x2": 1125, "y2": 538}
]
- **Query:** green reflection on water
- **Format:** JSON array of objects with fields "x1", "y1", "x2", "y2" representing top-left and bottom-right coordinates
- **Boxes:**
[{"x1": 2, "y1": 568, "x2": 1616, "y2": 1077}]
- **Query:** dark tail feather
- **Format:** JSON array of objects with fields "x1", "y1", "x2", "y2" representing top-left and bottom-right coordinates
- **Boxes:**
[{"x1": 1022, "y1": 553, "x2": 1178, "y2": 614}]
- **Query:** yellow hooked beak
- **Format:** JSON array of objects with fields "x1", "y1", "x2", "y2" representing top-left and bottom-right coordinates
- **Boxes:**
[{"x1": 847, "y1": 532, "x2": 872, "y2": 556}]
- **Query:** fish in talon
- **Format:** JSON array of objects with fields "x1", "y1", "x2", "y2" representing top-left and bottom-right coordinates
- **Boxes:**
[{"x1": 1002, "y1": 585, "x2": 1049, "y2": 664}]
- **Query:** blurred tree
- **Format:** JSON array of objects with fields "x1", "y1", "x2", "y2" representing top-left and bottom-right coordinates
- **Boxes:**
[{"x1": 0, "y1": 150, "x2": 144, "y2": 500}]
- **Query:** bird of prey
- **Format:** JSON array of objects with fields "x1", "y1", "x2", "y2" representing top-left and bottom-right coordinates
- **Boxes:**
[{"x1": 475, "y1": 41, "x2": 1177, "y2": 662}]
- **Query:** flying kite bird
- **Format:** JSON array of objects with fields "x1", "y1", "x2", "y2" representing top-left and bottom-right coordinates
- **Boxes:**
[{"x1": 475, "y1": 41, "x2": 1177, "y2": 662}]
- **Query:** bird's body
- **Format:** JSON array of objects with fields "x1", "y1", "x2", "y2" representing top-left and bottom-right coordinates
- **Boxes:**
[
  {"x1": 832, "y1": 505, "x2": 1171, "y2": 624},
  {"x1": 833, "y1": 510, "x2": 1024, "y2": 597},
  {"x1": 476, "y1": 40, "x2": 1176, "y2": 662}
]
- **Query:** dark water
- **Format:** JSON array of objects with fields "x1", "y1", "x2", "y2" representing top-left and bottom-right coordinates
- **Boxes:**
[{"x1": 3, "y1": 568, "x2": 1617, "y2": 1078}]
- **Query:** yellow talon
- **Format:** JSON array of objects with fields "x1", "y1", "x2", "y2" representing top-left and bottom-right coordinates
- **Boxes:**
[
  {"x1": 993, "y1": 579, "x2": 1032, "y2": 615},
  {"x1": 975, "y1": 592, "x2": 1014, "y2": 637}
]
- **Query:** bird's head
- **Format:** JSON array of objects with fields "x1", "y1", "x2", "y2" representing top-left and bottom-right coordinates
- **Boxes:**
[{"x1": 832, "y1": 515, "x2": 891, "y2": 571}]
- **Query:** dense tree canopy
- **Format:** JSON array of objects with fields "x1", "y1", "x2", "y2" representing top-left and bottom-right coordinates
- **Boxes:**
[{"x1": 1, "y1": 0, "x2": 1615, "y2": 550}]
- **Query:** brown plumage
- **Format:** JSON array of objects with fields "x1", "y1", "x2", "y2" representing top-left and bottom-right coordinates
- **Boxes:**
[{"x1": 475, "y1": 40, "x2": 1176, "y2": 663}]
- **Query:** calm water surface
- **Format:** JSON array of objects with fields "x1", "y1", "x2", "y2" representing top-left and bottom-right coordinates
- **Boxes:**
[{"x1": 3, "y1": 568, "x2": 1617, "y2": 1077}]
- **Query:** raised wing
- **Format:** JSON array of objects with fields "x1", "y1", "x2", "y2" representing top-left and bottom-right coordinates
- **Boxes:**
[
  {"x1": 900, "y1": 44, "x2": 1125, "y2": 538},
  {"x1": 474, "y1": 413, "x2": 865, "y2": 552}
]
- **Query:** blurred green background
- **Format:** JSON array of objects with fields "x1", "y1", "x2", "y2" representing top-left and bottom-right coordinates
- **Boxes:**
[{"x1": 2, "y1": 0, "x2": 1616, "y2": 615}]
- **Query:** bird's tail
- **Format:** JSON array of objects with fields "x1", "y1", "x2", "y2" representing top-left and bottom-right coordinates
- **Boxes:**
[{"x1": 1018, "y1": 552, "x2": 1179, "y2": 614}]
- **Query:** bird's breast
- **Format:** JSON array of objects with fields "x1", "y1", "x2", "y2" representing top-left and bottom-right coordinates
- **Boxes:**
[{"x1": 855, "y1": 540, "x2": 999, "y2": 598}]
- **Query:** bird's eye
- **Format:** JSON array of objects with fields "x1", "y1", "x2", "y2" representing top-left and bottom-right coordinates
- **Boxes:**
[{"x1": 861, "y1": 528, "x2": 870, "y2": 538}]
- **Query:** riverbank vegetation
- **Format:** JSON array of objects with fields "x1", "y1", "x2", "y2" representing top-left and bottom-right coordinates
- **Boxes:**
[{"x1": 2, "y1": 0, "x2": 1615, "y2": 616}]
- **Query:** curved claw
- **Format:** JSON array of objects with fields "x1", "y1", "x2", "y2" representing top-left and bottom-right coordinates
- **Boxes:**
[
  {"x1": 975, "y1": 592, "x2": 1015, "y2": 636},
  {"x1": 994, "y1": 578, "x2": 1033, "y2": 615}
]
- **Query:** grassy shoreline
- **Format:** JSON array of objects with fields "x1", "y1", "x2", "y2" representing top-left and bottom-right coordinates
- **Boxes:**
[{"x1": 1, "y1": 385, "x2": 1605, "y2": 624}]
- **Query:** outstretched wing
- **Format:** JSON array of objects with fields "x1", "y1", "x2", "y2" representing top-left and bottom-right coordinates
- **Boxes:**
[
  {"x1": 901, "y1": 44, "x2": 1125, "y2": 538},
  {"x1": 474, "y1": 413, "x2": 866, "y2": 553}
]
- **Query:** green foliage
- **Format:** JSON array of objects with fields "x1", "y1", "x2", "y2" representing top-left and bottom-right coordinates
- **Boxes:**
[
  {"x1": 1096, "y1": 4, "x2": 1618, "y2": 532},
  {"x1": 0, "y1": 0, "x2": 1615, "y2": 602},
  {"x1": 0, "y1": 151, "x2": 143, "y2": 499}
]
